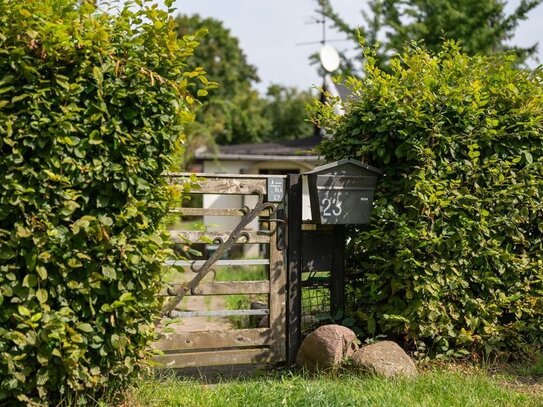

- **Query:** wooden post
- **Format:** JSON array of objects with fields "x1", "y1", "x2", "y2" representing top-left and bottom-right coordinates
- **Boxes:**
[
  {"x1": 286, "y1": 174, "x2": 303, "y2": 366},
  {"x1": 330, "y1": 225, "x2": 346, "y2": 319},
  {"x1": 268, "y1": 222, "x2": 286, "y2": 362}
]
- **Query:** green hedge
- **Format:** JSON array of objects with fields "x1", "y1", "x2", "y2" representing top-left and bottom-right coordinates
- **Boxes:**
[
  {"x1": 317, "y1": 42, "x2": 543, "y2": 358},
  {"x1": 0, "y1": 0, "x2": 206, "y2": 403}
]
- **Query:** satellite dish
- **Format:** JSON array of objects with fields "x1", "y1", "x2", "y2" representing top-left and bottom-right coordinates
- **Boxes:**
[{"x1": 319, "y1": 45, "x2": 340, "y2": 73}]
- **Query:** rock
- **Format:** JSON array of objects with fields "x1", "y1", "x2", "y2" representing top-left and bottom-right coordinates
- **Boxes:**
[
  {"x1": 349, "y1": 341, "x2": 417, "y2": 379},
  {"x1": 295, "y1": 324, "x2": 358, "y2": 371}
]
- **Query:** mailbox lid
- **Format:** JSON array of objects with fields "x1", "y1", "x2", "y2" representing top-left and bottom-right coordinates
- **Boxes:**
[
  {"x1": 305, "y1": 158, "x2": 382, "y2": 177},
  {"x1": 315, "y1": 174, "x2": 378, "y2": 190}
]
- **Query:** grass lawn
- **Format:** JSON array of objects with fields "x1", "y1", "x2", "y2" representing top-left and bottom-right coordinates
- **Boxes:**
[{"x1": 125, "y1": 367, "x2": 543, "y2": 407}]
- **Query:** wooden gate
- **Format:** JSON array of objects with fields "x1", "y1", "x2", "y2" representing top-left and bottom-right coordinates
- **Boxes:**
[{"x1": 153, "y1": 173, "x2": 287, "y2": 368}]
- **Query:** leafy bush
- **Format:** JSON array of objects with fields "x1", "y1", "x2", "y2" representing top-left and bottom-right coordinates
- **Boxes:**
[
  {"x1": 0, "y1": 0, "x2": 206, "y2": 403},
  {"x1": 316, "y1": 42, "x2": 543, "y2": 358}
]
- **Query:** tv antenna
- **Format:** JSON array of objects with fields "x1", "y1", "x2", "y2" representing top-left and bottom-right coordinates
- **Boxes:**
[{"x1": 297, "y1": 1, "x2": 344, "y2": 75}]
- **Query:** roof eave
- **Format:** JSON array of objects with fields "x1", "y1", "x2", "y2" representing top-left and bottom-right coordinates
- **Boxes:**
[{"x1": 195, "y1": 153, "x2": 324, "y2": 162}]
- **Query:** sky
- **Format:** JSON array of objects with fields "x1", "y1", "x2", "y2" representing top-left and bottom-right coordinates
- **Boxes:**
[{"x1": 167, "y1": 1, "x2": 542, "y2": 93}]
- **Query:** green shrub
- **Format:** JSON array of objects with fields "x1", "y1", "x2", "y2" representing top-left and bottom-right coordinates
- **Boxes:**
[
  {"x1": 0, "y1": 0, "x2": 207, "y2": 403},
  {"x1": 316, "y1": 42, "x2": 543, "y2": 358}
]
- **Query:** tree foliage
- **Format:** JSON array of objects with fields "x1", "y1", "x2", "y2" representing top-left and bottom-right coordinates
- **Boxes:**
[
  {"x1": 262, "y1": 84, "x2": 313, "y2": 142},
  {"x1": 176, "y1": 13, "x2": 313, "y2": 149},
  {"x1": 176, "y1": 14, "x2": 258, "y2": 99},
  {"x1": 318, "y1": 0, "x2": 542, "y2": 71},
  {"x1": 0, "y1": 0, "x2": 205, "y2": 403},
  {"x1": 315, "y1": 42, "x2": 543, "y2": 358}
]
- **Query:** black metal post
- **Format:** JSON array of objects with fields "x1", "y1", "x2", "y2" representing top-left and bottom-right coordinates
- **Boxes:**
[
  {"x1": 330, "y1": 225, "x2": 346, "y2": 319},
  {"x1": 286, "y1": 174, "x2": 303, "y2": 365}
]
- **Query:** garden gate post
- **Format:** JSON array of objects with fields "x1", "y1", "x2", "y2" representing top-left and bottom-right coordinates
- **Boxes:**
[{"x1": 286, "y1": 174, "x2": 303, "y2": 366}]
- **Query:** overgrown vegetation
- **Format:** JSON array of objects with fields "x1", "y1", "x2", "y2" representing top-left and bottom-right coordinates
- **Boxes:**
[
  {"x1": 315, "y1": 41, "x2": 543, "y2": 358},
  {"x1": 0, "y1": 0, "x2": 207, "y2": 403}
]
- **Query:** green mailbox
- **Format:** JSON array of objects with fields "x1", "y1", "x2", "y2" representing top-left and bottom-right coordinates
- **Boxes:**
[{"x1": 305, "y1": 159, "x2": 382, "y2": 225}]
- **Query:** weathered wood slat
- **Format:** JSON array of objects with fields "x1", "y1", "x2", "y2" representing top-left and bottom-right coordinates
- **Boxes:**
[
  {"x1": 169, "y1": 309, "x2": 268, "y2": 318},
  {"x1": 165, "y1": 172, "x2": 288, "y2": 180},
  {"x1": 160, "y1": 281, "x2": 270, "y2": 296},
  {"x1": 169, "y1": 207, "x2": 271, "y2": 217},
  {"x1": 153, "y1": 348, "x2": 272, "y2": 368},
  {"x1": 168, "y1": 177, "x2": 267, "y2": 195},
  {"x1": 169, "y1": 230, "x2": 271, "y2": 244},
  {"x1": 164, "y1": 259, "x2": 269, "y2": 267},
  {"x1": 153, "y1": 328, "x2": 270, "y2": 352},
  {"x1": 268, "y1": 229, "x2": 287, "y2": 362}
]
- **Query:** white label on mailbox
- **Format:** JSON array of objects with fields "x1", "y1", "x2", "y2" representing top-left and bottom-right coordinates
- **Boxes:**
[{"x1": 321, "y1": 197, "x2": 343, "y2": 217}]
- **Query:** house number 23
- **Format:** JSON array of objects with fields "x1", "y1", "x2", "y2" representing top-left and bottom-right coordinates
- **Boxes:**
[{"x1": 322, "y1": 197, "x2": 343, "y2": 217}]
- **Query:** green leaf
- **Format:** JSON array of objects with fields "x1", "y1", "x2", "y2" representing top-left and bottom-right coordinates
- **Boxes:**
[
  {"x1": 72, "y1": 218, "x2": 90, "y2": 234},
  {"x1": 92, "y1": 66, "x2": 103, "y2": 85},
  {"x1": 61, "y1": 201, "x2": 80, "y2": 217},
  {"x1": 102, "y1": 265, "x2": 117, "y2": 280},
  {"x1": 19, "y1": 8, "x2": 32, "y2": 18},
  {"x1": 77, "y1": 323, "x2": 94, "y2": 333},
  {"x1": 36, "y1": 288, "x2": 48, "y2": 304},
  {"x1": 110, "y1": 334, "x2": 120, "y2": 349},
  {"x1": 11, "y1": 94, "x2": 30, "y2": 103},
  {"x1": 0, "y1": 246, "x2": 15, "y2": 260},
  {"x1": 22, "y1": 274, "x2": 38, "y2": 288},
  {"x1": 15, "y1": 224, "x2": 32, "y2": 238},
  {"x1": 31, "y1": 312, "x2": 43, "y2": 322},
  {"x1": 18, "y1": 305, "x2": 31, "y2": 317},
  {"x1": 36, "y1": 372, "x2": 49, "y2": 386},
  {"x1": 25, "y1": 249, "x2": 38, "y2": 271},
  {"x1": 36, "y1": 265, "x2": 48, "y2": 280}
]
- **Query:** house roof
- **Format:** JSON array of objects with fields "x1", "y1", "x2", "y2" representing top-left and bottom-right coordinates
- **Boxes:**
[
  {"x1": 194, "y1": 80, "x2": 353, "y2": 163},
  {"x1": 194, "y1": 134, "x2": 323, "y2": 162}
]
